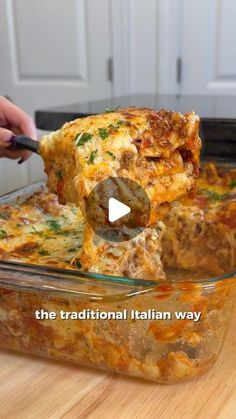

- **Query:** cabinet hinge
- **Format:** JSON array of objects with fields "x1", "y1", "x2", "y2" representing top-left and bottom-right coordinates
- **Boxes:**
[
  {"x1": 176, "y1": 57, "x2": 182, "y2": 84},
  {"x1": 107, "y1": 57, "x2": 113, "y2": 82}
]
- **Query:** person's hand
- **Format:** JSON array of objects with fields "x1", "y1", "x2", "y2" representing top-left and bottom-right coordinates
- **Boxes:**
[{"x1": 0, "y1": 96, "x2": 37, "y2": 162}]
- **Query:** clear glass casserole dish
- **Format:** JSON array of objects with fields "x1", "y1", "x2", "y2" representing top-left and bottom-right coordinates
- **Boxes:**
[{"x1": 0, "y1": 180, "x2": 236, "y2": 384}]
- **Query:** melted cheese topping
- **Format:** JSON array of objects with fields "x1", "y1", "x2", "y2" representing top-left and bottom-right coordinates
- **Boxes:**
[
  {"x1": 1, "y1": 164, "x2": 234, "y2": 279},
  {"x1": 40, "y1": 107, "x2": 201, "y2": 221},
  {"x1": 0, "y1": 192, "x2": 84, "y2": 268},
  {"x1": 0, "y1": 191, "x2": 165, "y2": 280},
  {"x1": 162, "y1": 163, "x2": 236, "y2": 275},
  {"x1": 39, "y1": 107, "x2": 201, "y2": 265}
]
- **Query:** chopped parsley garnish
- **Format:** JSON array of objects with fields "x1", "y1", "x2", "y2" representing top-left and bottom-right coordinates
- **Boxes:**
[
  {"x1": 108, "y1": 120, "x2": 126, "y2": 129},
  {"x1": 68, "y1": 248, "x2": 77, "y2": 253},
  {"x1": 0, "y1": 229, "x2": 7, "y2": 239},
  {"x1": 33, "y1": 231, "x2": 45, "y2": 237},
  {"x1": 229, "y1": 179, "x2": 236, "y2": 188},
  {"x1": 106, "y1": 151, "x2": 116, "y2": 160},
  {"x1": 75, "y1": 132, "x2": 93, "y2": 146},
  {"x1": 16, "y1": 223, "x2": 22, "y2": 228},
  {"x1": 45, "y1": 220, "x2": 71, "y2": 236},
  {"x1": 98, "y1": 128, "x2": 108, "y2": 139},
  {"x1": 94, "y1": 120, "x2": 127, "y2": 142},
  {"x1": 55, "y1": 170, "x2": 63, "y2": 180},
  {"x1": 75, "y1": 260, "x2": 82, "y2": 269},
  {"x1": 46, "y1": 219, "x2": 62, "y2": 232},
  {"x1": 105, "y1": 105, "x2": 120, "y2": 113},
  {"x1": 38, "y1": 249, "x2": 49, "y2": 256},
  {"x1": 88, "y1": 150, "x2": 98, "y2": 164},
  {"x1": 199, "y1": 189, "x2": 229, "y2": 202}
]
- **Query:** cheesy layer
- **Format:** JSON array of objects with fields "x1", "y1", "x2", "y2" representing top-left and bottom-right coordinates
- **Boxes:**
[
  {"x1": 0, "y1": 191, "x2": 165, "y2": 280},
  {"x1": 0, "y1": 163, "x2": 235, "y2": 279},
  {"x1": 39, "y1": 107, "x2": 201, "y2": 267},
  {"x1": 40, "y1": 107, "x2": 201, "y2": 223},
  {"x1": 162, "y1": 163, "x2": 236, "y2": 275},
  {"x1": 0, "y1": 192, "x2": 84, "y2": 269}
]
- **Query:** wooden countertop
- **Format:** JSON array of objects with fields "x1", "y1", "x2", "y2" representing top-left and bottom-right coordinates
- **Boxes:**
[{"x1": 1, "y1": 309, "x2": 236, "y2": 419}]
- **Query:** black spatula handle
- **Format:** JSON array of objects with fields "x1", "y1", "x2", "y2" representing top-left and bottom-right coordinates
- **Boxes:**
[{"x1": 10, "y1": 135, "x2": 40, "y2": 154}]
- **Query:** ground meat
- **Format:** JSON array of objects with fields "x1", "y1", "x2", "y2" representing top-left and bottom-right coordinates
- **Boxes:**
[{"x1": 120, "y1": 151, "x2": 135, "y2": 169}]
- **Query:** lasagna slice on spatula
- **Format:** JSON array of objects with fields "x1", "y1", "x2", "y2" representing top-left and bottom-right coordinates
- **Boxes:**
[{"x1": 40, "y1": 107, "x2": 201, "y2": 280}]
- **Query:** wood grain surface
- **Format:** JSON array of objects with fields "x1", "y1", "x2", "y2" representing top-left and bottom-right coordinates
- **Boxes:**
[{"x1": 0, "y1": 307, "x2": 236, "y2": 419}]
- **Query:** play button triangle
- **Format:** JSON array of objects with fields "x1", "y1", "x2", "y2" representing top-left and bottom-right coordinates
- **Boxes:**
[
  {"x1": 108, "y1": 197, "x2": 131, "y2": 223},
  {"x1": 85, "y1": 176, "x2": 150, "y2": 242}
]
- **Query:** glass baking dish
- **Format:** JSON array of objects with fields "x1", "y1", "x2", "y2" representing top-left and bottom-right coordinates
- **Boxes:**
[{"x1": 0, "y1": 180, "x2": 236, "y2": 384}]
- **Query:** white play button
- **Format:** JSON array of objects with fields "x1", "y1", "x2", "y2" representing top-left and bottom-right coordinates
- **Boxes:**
[
  {"x1": 85, "y1": 177, "x2": 150, "y2": 242},
  {"x1": 108, "y1": 197, "x2": 131, "y2": 223}
]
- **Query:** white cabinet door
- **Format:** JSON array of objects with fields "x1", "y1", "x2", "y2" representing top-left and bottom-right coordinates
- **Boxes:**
[
  {"x1": 180, "y1": 0, "x2": 236, "y2": 95},
  {"x1": 0, "y1": 0, "x2": 112, "y2": 194}
]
